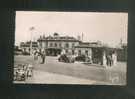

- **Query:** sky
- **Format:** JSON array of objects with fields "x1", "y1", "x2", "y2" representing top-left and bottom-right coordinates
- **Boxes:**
[{"x1": 15, "y1": 11, "x2": 128, "y2": 47}]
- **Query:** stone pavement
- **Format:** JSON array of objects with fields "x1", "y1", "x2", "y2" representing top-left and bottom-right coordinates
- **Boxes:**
[
  {"x1": 14, "y1": 55, "x2": 126, "y2": 85},
  {"x1": 23, "y1": 70, "x2": 98, "y2": 84}
]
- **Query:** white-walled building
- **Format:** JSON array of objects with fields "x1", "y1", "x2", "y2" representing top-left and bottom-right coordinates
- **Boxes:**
[
  {"x1": 20, "y1": 41, "x2": 38, "y2": 53},
  {"x1": 37, "y1": 33, "x2": 103, "y2": 60},
  {"x1": 35, "y1": 33, "x2": 123, "y2": 65},
  {"x1": 37, "y1": 33, "x2": 80, "y2": 56}
]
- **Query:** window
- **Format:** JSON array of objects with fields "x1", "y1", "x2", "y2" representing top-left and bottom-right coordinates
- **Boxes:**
[
  {"x1": 65, "y1": 43, "x2": 69, "y2": 48},
  {"x1": 66, "y1": 49, "x2": 68, "y2": 54},
  {"x1": 39, "y1": 42, "x2": 42, "y2": 47},
  {"x1": 59, "y1": 43, "x2": 61, "y2": 47},
  {"x1": 78, "y1": 50, "x2": 81, "y2": 55},
  {"x1": 50, "y1": 43, "x2": 53, "y2": 47},
  {"x1": 72, "y1": 43, "x2": 75, "y2": 48},
  {"x1": 55, "y1": 43, "x2": 57, "y2": 47}
]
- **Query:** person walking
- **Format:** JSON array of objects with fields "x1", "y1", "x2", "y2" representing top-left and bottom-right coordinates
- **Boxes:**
[
  {"x1": 35, "y1": 50, "x2": 39, "y2": 61},
  {"x1": 106, "y1": 54, "x2": 112, "y2": 67},
  {"x1": 41, "y1": 50, "x2": 46, "y2": 64},
  {"x1": 103, "y1": 52, "x2": 107, "y2": 66},
  {"x1": 37, "y1": 49, "x2": 42, "y2": 64},
  {"x1": 112, "y1": 51, "x2": 117, "y2": 66},
  {"x1": 108, "y1": 54, "x2": 112, "y2": 67},
  {"x1": 33, "y1": 49, "x2": 38, "y2": 60}
]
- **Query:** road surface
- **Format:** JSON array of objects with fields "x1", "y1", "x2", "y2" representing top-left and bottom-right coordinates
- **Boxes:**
[{"x1": 14, "y1": 55, "x2": 126, "y2": 85}]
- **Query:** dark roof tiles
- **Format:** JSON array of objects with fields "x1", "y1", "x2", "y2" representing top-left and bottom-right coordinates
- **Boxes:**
[{"x1": 38, "y1": 35, "x2": 79, "y2": 41}]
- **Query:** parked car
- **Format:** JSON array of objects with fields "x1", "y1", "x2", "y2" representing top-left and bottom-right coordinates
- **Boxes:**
[
  {"x1": 75, "y1": 55, "x2": 92, "y2": 63},
  {"x1": 14, "y1": 64, "x2": 33, "y2": 81},
  {"x1": 75, "y1": 55, "x2": 86, "y2": 62},
  {"x1": 22, "y1": 51, "x2": 30, "y2": 55},
  {"x1": 58, "y1": 54, "x2": 75, "y2": 63},
  {"x1": 14, "y1": 50, "x2": 22, "y2": 55},
  {"x1": 16, "y1": 69, "x2": 26, "y2": 81},
  {"x1": 67, "y1": 55, "x2": 75, "y2": 63},
  {"x1": 14, "y1": 65, "x2": 26, "y2": 81}
]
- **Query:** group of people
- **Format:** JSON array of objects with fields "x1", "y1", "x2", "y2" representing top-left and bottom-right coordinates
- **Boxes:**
[
  {"x1": 32, "y1": 49, "x2": 46, "y2": 64},
  {"x1": 103, "y1": 51, "x2": 117, "y2": 67}
]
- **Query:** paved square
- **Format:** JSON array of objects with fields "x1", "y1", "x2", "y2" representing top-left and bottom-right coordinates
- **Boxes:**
[{"x1": 14, "y1": 55, "x2": 126, "y2": 85}]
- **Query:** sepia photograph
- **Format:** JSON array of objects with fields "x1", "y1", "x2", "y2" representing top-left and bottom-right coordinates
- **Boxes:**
[{"x1": 14, "y1": 11, "x2": 128, "y2": 85}]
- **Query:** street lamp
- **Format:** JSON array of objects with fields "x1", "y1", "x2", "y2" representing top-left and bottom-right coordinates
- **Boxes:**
[{"x1": 29, "y1": 26, "x2": 35, "y2": 55}]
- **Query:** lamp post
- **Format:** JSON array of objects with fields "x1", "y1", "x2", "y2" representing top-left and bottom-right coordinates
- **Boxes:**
[{"x1": 30, "y1": 26, "x2": 35, "y2": 55}]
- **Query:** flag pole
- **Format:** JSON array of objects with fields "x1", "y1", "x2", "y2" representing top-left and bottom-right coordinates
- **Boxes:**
[{"x1": 30, "y1": 26, "x2": 35, "y2": 55}]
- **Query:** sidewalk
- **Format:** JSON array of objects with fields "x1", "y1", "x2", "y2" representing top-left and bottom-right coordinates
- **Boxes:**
[
  {"x1": 24, "y1": 70, "x2": 98, "y2": 84},
  {"x1": 14, "y1": 56, "x2": 126, "y2": 85}
]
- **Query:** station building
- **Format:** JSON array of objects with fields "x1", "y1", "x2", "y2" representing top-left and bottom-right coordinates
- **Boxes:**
[
  {"x1": 37, "y1": 33, "x2": 103, "y2": 58},
  {"x1": 19, "y1": 33, "x2": 127, "y2": 64},
  {"x1": 37, "y1": 33, "x2": 80, "y2": 56},
  {"x1": 37, "y1": 33, "x2": 127, "y2": 64}
]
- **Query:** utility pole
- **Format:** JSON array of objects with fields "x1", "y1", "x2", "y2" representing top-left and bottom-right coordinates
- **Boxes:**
[
  {"x1": 30, "y1": 26, "x2": 35, "y2": 55},
  {"x1": 82, "y1": 33, "x2": 84, "y2": 41}
]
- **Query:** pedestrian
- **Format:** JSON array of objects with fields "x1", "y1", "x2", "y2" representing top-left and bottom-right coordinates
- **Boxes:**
[
  {"x1": 35, "y1": 50, "x2": 39, "y2": 61},
  {"x1": 33, "y1": 50, "x2": 37, "y2": 60},
  {"x1": 106, "y1": 54, "x2": 112, "y2": 67},
  {"x1": 106, "y1": 55, "x2": 109, "y2": 66},
  {"x1": 108, "y1": 54, "x2": 112, "y2": 67},
  {"x1": 41, "y1": 50, "x2": 46, "y2": 64},
  {"x1": 103, "y1": 52, "x2": 107, "y2": 66},
  {"x1": 112, "y1": 51, "x2": 117, "y2": 66},
  {"x1": 88, "y1": 55, "x2": 93, "y2": 64},
  {"x1": 37, "y1": 49, "x2": 42, "y2": 64}
]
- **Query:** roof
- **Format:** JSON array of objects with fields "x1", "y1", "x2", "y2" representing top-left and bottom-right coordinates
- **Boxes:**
[
  {"x1": 75, "y1": 42, "x2": 103, "y2": 48},
  {"x1": 75, "y1": 45, "x2": 103, "y2": 48},
  {"x1": 20, "y1": 41, "x2": 38, "y2": 47},
  {"x1": 37, "y1": 35, "x2": 80, "y2": 42}
]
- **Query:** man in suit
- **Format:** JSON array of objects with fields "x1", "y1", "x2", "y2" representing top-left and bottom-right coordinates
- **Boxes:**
[{"x1": 41, "y1": 50, "x2": 46, "y2": 64}]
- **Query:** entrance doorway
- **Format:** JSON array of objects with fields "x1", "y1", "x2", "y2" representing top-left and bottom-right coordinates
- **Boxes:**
[{"x1": 47, "y1": 48, "x2": 61, "y2": 56}]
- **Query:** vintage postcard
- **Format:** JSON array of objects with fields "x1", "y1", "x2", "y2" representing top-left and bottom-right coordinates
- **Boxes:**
[{"x1": 14, "y1": 11, "x2": 128, "y2": 85}]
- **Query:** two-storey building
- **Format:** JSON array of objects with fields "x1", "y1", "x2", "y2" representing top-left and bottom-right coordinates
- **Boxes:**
[{"x1": 37, "y1": 33, "x2": 81, "y2": 56}]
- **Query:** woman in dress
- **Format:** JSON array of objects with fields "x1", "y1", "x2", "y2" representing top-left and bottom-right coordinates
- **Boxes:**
[{"x1": 103, "y1": 52, "x2": 107, "y2": 66}]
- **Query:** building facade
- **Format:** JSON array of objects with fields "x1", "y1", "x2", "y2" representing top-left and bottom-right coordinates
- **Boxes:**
[
  {"x1": 37, "y1": 33, "x2": 105, "y2": 59},
  {"x1": 37, "y1": 33, "x2": 127, "y2": 65},
  {"x1": 37, "y1": 33, "x2": 81, "y2": 56},
  {"x1": 20, "y1": 41, "x2": 38, "y2": 53},
  {"x1": 75, "y1": 41, "x2": 104, "y2": 64}
]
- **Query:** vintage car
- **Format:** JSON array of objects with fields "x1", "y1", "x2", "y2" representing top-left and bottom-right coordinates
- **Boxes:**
[
  {"x1": 22, "y1": 51, "x2": 30, "y2": 55},
  {"x1": 14, "y1": 50, "x2": 22, "y2": 55},
  {"x1": 75, "y1": 55, "x2": 92, "y2": 63},
  {"x1": 16, "y1": 69, "x2": 26, "y2": 81},
  {"x1": 75, "y1": 55, "x2": 85, "y2": 62},
  {"x1": 14, "y1": 64, "x2": 33, "y2": 81},
  {"x1": 58, "y1": 54, "x2": 75, "y2": 63},
  {"x1": 14, "y1": 65, "x2": 26, "y2": 81}
]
